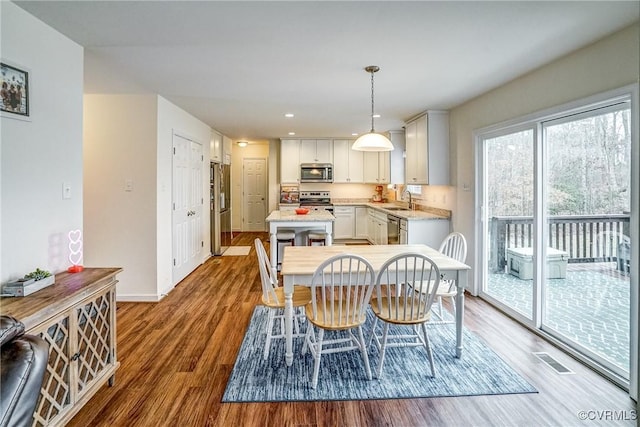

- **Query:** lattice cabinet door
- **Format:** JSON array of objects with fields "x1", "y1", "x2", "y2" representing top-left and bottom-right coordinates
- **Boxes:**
[
  {"x1": 74, "y1": 286, "x2": 116, "y2": 400},
  {"x1": 31, "y1": 312, "x2": 73, "y2": 427},
  {"x1": 1, "y1": 268, "x2": 121, "y2": 427}
]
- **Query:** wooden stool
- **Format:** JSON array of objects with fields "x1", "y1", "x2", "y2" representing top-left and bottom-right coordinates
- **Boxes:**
[
  {"x1": 276, "y1": 230, "x2": 296, "y2": 269},
  {"x1": 307, "y1": 231, "x2": 328, "y2": 246}
]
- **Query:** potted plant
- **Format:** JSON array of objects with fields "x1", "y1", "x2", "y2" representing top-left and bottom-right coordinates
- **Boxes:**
[
  {"x1": 22, "y1": 268, "x2": 55, "y2": 290},
  {"x1": 2, "y1": 268, "x2": 55, "y2": 297}
]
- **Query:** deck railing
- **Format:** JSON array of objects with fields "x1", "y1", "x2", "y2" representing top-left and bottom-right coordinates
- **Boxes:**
[{"x1": 490, "y1": 214, "x2": 631, "y2": 272}]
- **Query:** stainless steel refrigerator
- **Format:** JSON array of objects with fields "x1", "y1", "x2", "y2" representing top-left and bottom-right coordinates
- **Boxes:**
[{"x1": 211, "y1": 162, "x2": 231, "y2": 255}]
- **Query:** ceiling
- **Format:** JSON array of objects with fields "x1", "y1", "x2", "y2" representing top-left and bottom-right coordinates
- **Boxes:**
[{"x1": 14, "y1": 1, "x2": 640, "y2": 144}]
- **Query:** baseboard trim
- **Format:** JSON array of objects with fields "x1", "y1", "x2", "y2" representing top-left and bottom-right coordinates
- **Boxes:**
[{"x1": 116, "y1": 294, "x2": 165, "y2": 303}]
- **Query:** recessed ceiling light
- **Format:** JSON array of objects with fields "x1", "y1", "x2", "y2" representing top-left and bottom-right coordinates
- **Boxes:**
[
  {"x1": 237, "y1": 141, "x2": 248, "y2": 147},
  {"x1": 284, "y1": 113, "x2": 294, "y2": 118},
  {"x1": 372, "y1": 114, "x2": 381, "y2": 118},
  {"x1": 352, "y1": 133, "x2": 359, "y2": 136},
  {"x1": 288, "y1": 132, "x2": 296, "y2": 136}
]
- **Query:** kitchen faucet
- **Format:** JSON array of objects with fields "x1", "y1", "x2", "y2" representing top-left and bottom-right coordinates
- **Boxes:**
[{"x1": 402, "y1": 189, "x2": 412, "y2": 209}]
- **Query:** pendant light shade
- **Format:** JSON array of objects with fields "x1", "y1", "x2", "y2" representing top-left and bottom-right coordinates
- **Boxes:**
[
  {"x1": 352, "y1": 132, "x2": 394, "y2": 151},
  {"x1": 352, "y1": 65, "x2": 394, "y2": 152}
]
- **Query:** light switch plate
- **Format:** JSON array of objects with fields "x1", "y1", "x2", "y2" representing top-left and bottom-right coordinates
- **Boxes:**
[{"x1": 62, "y1": 182, "x2": 71, "y2": 199}]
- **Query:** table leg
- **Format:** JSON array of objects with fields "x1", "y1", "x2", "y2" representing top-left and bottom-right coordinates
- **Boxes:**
[
  {"x1": 325, "y1": 224, "x2": 333, "y2": 246},
  {"x1": 283, "y1": 275, "x2": 294, "y2": 366},
  {"x1": 269, "y1": 230, "x2": 278, "y2": 278},
  {"x1": 455, "y1": 269, "x2": 468, "y2": 358}
]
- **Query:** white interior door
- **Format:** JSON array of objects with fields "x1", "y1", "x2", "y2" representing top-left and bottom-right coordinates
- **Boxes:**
[
  {"x1": 243, "y1": 158, "x2": 267, "y2": 231},
  {"x1": 172, "y1": 133, "x2": 203, "y2": 284}
]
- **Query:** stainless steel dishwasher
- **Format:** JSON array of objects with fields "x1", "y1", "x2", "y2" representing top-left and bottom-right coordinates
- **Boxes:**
[{"x1": 387, "y1": 215, "x2": 400, "y2": 245}]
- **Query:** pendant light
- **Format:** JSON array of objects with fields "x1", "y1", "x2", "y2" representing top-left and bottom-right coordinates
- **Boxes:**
[{"x1": 352, "y1": 65, "x2": 394, "y2": 152}]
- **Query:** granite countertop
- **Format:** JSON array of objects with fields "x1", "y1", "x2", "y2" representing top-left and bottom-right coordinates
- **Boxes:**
[
  {"x1": 332, "y1": 199, "x2": 450, "y2": 221},
  {"x1": 266, "y1": 210, "x2": 335, "y2": 222}
]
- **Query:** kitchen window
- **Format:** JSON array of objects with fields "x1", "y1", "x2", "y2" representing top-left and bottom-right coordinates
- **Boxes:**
[{"x1": 405, "y1": 184, "x2": 421, "y2": 195}]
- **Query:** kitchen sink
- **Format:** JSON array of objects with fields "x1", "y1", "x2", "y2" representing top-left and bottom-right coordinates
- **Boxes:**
[{"x1": 385, "y1": 207, "x2": 411, "y2": 211}]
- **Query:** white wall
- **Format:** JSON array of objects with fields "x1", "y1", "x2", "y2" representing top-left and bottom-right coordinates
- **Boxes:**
[
  {"x1": 1, "y1": 2, "x2": 83, "y2": 282},
  {"x1": 156, "y1": 96, "x2": 211, "y2": 295},
  {"x1": 449, "y1": 23, "x2": 640, "y2": 291},
  {"x1": 449, "y1": 23, "x2": 639, "y2": 401},
  {"x1": 84, "y1": 94, "x2": 211, "y2": 301},
  {"x1": 268, "y1": 140, "x2": 279, "y2": 214},
  {"x1": 83, "y1": 94, "x2": 158, "y2": 300}
]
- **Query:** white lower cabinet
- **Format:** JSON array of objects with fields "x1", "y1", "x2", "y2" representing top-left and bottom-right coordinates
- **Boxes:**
[
  {"x1": 400, "y1": 219, "x2": 408, "y2": 244},
  {"x1": 355, "y1": 207, "x2": 368, "y2": 239},
  {"x1": 334, "y1": 206, "x2": 355, "y2": 239},
  {"x1": 367, "y1": 209, "x2": 375, "y2": 244},
  {"x1": 336, "y1": 205, "x2": 448, "y2": 247},
  {"x1": 367, "y1": 208, "x2": 388, "y2": 245},
  {"x1": 404, "y1": 219, "x2": 450, "y2": 248}
]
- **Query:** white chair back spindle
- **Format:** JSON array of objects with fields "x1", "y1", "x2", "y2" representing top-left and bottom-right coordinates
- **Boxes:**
[
  {"x1": 308, "y1": 254, "x2": 376, "y2": 328},
  {"x1": 255, "y1": 238, "x2": 280, "y2": 305},
  {"x1": 374, "y1": 253, "x2": 441, "y2": 324},
  {"x1": 439, "y1": 232, "x2": 467, "y2": 264}
]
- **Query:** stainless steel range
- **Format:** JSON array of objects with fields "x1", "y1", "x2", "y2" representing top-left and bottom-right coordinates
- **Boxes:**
[{"x1": 299, "y1": 191, "x2": 333, "y2": 213}]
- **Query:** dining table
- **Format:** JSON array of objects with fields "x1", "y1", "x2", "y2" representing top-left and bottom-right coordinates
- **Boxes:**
[{"x1": 280, "y1": 244, "x2": 472, "y2": 366}]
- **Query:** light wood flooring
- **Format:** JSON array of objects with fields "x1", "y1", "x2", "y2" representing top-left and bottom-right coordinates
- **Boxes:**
[{"x1": 68, "y1": 232, "x2": 637, "y2": 427}]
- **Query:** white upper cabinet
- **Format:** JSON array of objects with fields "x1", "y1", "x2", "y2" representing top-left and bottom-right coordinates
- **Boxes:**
[
  {"x1": 333, "y1": 139, "x2": 364, "y2": 183},
  {"x1": 405, "y1": 111, "x2": 449, "y2": 185},
  {"x1": 210, "y1": 130, "x2": 222, "y2": 163},
  {"x1": 363, "y1": 151, "x2": 390, "y2": 184},
  {"x1": 300, "y1": 139, "x2": 333, "y2": 164},
  {"x1": 280, "y1": 139, "x2": 301, "y2": 183},
  {"x1": 388, "y1": 130, "x2": 405, "y2": 184},
  {"x1": 222, "y1": 135, "x2": 232, "y2": 165}
]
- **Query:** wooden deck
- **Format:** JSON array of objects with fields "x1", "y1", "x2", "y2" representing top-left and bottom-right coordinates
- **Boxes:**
[{"x1": 486, "y1": 261, "x2": 631, "y2": 372}]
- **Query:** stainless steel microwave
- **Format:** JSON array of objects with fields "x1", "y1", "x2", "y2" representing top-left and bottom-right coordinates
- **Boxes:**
[{"x1": 300, "y1": 163, "x2": 333, "y2": 183}]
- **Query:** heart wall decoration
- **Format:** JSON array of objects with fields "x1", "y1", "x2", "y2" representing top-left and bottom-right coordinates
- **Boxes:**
[{"x1": 68, "y1": 229, "x2": 84, "y2": 273}]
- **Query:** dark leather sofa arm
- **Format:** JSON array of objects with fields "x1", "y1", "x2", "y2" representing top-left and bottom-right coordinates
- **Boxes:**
[{"x1": 0, "y1": 315, "x2": 49, "y2": 427}]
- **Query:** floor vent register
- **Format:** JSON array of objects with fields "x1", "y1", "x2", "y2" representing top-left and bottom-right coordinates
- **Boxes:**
[{"x1": 533, "y1": 352, "x2": 574, "y2": 374}]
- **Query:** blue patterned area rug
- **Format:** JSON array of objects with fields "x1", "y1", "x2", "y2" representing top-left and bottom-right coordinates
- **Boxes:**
[{"x1": 222, "y1": 307, "x2": 537, "y2": 402}]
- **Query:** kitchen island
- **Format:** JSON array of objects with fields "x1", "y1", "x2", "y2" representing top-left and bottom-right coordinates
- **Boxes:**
[{"x1": 265, "y1": 209, "x2": 335, "y2": 277}]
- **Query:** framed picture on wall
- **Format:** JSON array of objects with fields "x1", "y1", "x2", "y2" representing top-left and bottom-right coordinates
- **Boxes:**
[{"x1": 1, "y1": 62, "x2": 30, "y2": 119}]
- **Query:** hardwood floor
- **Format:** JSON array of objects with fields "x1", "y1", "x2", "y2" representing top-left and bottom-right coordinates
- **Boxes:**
[{"x1": 68, "y1": 232, "x2": 636, "y2": 427}]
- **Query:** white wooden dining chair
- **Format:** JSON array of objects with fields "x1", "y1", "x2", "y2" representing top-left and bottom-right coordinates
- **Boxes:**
[
  {"x1": 369, "y1": 253, "x2": 441, "y2": 378},
  {"x1": 301, "y1": 254, "x2": 376, "y2": 389},
  {"x1": 432, "y1": 232, "x2": 467, "y2": 323},
  {"x1": 255, "y1": 238, "x2": 311, "y2": 360}
]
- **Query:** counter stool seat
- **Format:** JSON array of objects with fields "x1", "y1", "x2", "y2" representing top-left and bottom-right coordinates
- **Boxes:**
[
  {"x1": 276, "y1": 229, "x2": 296, "y2": 270},
  {"x1": 276, "y1": 230, "x2": 296, "y2": 243},
  {"x1": 307, "y1": 231, "x2": 328, "y2": 246}
]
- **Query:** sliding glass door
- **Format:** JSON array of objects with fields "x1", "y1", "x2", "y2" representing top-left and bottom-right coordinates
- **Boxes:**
[
  {"x1": 478, "y1": 89, "x2": 636, "y2": 389},
  {"x1": 542, "y1": 104, "x2": 631, "y2": 379},
  {"x1": 483, "y1": 128, "x2": 535, "y2": 321}
]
